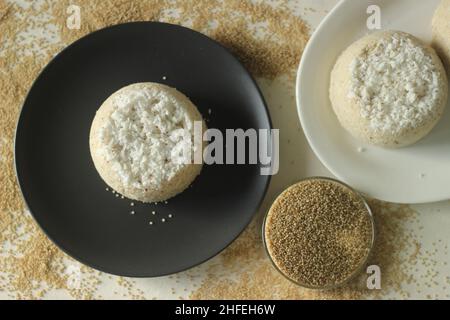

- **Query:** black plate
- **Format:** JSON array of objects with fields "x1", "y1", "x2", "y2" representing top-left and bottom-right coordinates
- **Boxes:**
[{"x1": 15, "y1": 22, "x2": 271, "y2": 277}]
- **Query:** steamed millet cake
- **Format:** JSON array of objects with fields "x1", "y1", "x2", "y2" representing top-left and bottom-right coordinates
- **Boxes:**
[
  {"x1": 90, "y1": 82, "x2": 205, "y2": 203},
  {"x1": 432, "y1": 0, "x2": 450, "y2": 72},
  {"x1": 330, "y1": 31, "x2": 448, "y2": 148}
]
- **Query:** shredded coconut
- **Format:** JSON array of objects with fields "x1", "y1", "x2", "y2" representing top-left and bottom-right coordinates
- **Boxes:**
[
  {"x1": 349, "y1": 32, "x2": 442, "y2": 133},
  {"x1": 98, "y1": 87, "x2": 195, "y2": 189}
]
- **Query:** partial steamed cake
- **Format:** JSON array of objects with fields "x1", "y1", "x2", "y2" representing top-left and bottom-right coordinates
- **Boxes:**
[
  {"x1": 432, "y1": 0, "x2": 450, "y2": 72},
  {"x1": 330, "y1": 31, "x2": 448, "y2": 148},
  {"x1": 90, "y1": 82, "x2": 205, "y2": 202}
]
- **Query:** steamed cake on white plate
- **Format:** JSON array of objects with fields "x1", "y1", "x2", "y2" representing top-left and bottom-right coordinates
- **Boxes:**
[
  {"x1": 330, "y1": 30, "x2": 448, "y2": 148},
  {"x1": 90, "y1": 82, "x2": 205, "y2": 203}
]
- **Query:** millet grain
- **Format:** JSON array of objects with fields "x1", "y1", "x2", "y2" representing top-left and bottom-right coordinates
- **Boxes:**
[{"x1": 264, "y1": 179, "x2": 373, "y2": 288}]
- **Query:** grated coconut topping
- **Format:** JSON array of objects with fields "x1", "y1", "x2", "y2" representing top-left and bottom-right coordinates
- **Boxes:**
[
  {"x1": 349, "y1": 32, "x2": 442, "y2": 134},
  {"x1": 97, "y1": 87, "x2": 196, "y2": 189}
]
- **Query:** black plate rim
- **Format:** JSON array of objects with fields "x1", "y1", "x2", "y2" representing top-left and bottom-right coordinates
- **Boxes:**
[{"x1": 14, "y1": 21, "x2": 272, "y2": 278}]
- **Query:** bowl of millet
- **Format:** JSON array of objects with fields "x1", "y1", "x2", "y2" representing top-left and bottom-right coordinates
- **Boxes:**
[{"x1": 263, "y1": 177, "x2": 375, "y2": 289}]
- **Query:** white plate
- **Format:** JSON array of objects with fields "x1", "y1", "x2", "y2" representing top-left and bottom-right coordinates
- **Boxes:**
[{"x1": 296, "y1": 0, "x2": 450, "y2": 204}]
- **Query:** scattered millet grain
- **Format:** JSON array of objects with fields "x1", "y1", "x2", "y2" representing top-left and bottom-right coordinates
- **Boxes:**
[
  {"x1": 51, "y1": 0, "x2": 309, "y2": 79},
  {"x1": 190, "y1": 200, "x2": 429, "y2": 299},
  {"x1": 0, "y1": 0, "x2": 102, "y2": 298},
  {"x1": 264, "y1": 179, "x2": 374, "y2": 288}
]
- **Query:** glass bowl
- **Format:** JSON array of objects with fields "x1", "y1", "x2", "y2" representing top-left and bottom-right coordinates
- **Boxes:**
[{"x1": 262, "y1": 176, "x2": 375, "y2": 290}]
